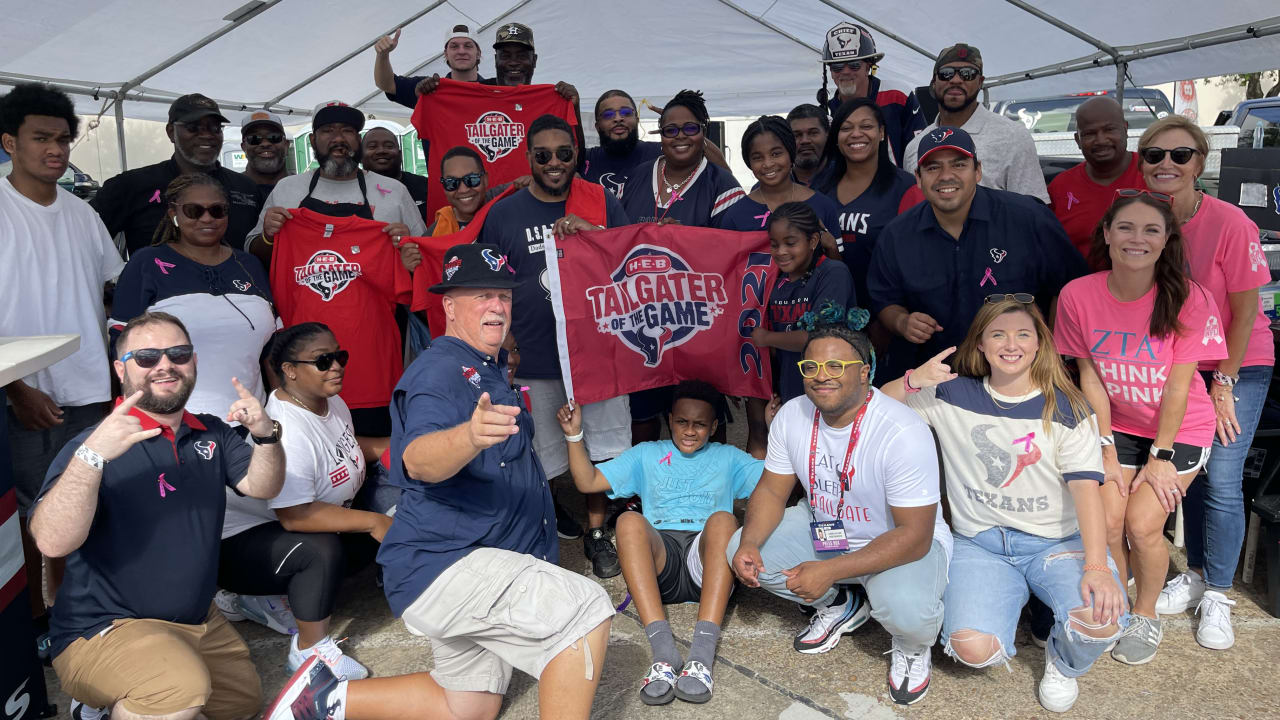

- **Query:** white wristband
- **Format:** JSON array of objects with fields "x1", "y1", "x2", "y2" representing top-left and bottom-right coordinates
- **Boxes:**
[{"x1": 564, "y1": 431, "x2": 584, "y2": 443}]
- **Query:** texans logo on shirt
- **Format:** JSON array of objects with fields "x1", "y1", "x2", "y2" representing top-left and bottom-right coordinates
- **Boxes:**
[
  {"x1": 232, "y1": 279, "x2": 252, "y2": 292},
  {"x1": 193, "y1": 440, "x2": 216, "y2": 460},
  {"x1": 466, "y1": 111, "x2": 526, "y2": 162},
  {"x1": 293, "y1": 250, "x2": 362, "y2": 301},
  {"x1": 586, "y1": 245, "x2": 728, "y2": 367},
  {"x1": 598, "y1": 172, "x2": 625, "y2": 197}
]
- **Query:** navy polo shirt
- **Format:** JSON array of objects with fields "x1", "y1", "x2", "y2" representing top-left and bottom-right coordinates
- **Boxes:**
[
  {"x1": 378, "y1": 336, "x2": 557, "y2": 617},
  {"x1": 38, "y1": 406, "x2": 251, "y2": 658},
  {"x1": 867, "y1": 186, "x2": 1086, "y2": 374}
]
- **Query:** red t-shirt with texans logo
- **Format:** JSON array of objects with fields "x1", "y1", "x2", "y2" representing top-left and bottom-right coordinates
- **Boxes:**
[{"x1": 271, "y1": 209, "x2": 411, "y2": 409}]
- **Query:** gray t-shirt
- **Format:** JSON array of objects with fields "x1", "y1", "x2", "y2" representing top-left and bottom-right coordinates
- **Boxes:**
[
  {"x1": 247, "y1": 169, "x2": 427, "y2": 248},
  {"x1": 904, "y1": 104, "x2": 1049, "y2": 203}
]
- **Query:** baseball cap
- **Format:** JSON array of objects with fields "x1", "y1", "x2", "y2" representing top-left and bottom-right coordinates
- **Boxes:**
[
  {"x1": 820, "y1": 22, "x2": 884, "y2": 65},
  {"x1": 445, "y1": 23, "x2": 478, "y2": 46},
  {"x1": 168, "y1": 93, "x2": 229, "y2": 125},
  {"x1": 429, "y1": 243, "x2": 520, "y2": 294},
  {"x1": 311, "y1": 101, "x2": 365, "y2": 132},
  {"x1": 916, "y1": 126, "x2": 978, "y2": 165},
  {"x1": 241, "y1": 110, "x2": 284, "y2": 134},
  {"x1": 934, "y1": 43, "x2": 983, "y2": 74},
  {"x1": 493, "y1": 22, "x2": 534, "y2": 50}
]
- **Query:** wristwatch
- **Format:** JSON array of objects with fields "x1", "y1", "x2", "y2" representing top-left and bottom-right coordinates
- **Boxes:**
[
  {"x1": 1212, "y1": 370, "x2": 1238, "y2": 387},
  {"x1": 74, "y1": 444, "x2": 105, "y2": 470},
  {"x1": 1099, "y1": 434, "x2": 1115, "y2": 447},
  {"x1": 1149, "y1": 446, "x2": 1175, "y2": 462},
  {"x1": 251, "y1": 420, "x2": 282, "y2": 445}
]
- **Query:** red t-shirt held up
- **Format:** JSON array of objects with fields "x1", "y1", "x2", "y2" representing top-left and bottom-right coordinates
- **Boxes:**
[
  {"x1": 1047, "y1": 152, "x2": 1147, "y2": 268},
  {"x1": 270, "y1": 209, "x2": 411, "y2": 409},
  {"x1": 412, "y1": 79, "x2": 578, "y2": 218}
]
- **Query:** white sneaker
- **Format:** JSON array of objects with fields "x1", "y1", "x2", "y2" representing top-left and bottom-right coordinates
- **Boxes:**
[
  {"x1": 1155, "y1": 571, "x2": 1205, "y2": 614},
  {"x1": 1195, "y1": 590, "x2": 1236, "y2": 650},
  {"x1": 264, "y1": 655, "x2": 348, "y2": 720},
  {"x1": 289, "y1": 634, "x2": 370, "y2": 681},
  {"x1": 236, "y1": 594, "x2": 298, "y2": 636},
  {"x1": 1038, "y1": 653, "x2": 1078, "y2": 713},
  {"x1": 885, "y1": 638, "x2": 931, "y2": 705},
  {"x1": 214, "y1": 589, "x2": 245, "y2": 622},
  {"x1": 70, "y1": 700, "x2": 109, "y2": 719}
]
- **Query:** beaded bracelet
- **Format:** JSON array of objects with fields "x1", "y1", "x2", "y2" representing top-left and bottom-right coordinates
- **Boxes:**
[{"x1": 1082, "y1": 563, "x2": 1110, "y2": 574}]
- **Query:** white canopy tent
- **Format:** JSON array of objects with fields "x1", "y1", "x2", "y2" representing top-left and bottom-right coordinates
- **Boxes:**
[{"x1": 2, "y1": 0, "x2": 1278, "y2": 170}]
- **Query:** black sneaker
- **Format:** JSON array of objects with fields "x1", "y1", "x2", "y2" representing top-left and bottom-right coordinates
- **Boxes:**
[
  {"x1": 584, "y1": 527, "x2": 621, "y2": 578},
  {"x1": 555, "y1": 500, "x2": 583, "y2": 539}
]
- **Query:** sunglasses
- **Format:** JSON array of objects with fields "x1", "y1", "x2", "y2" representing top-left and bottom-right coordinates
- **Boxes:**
[
  {"x1": 176, "y1": 202, "x2": 229, "y2": 220},
  {"x1": 441, "y1": 172, "x2": 484, "y2": 191},
  {"x1": 533, "y1": 147, "x2": 575, "y2": 165},
  {"x1": 1115, "y1": 188, "x2": 1174, "y2": 204},
  {"x1": 599, "y1": 107, "x2": 635, "y2": 121},
  {"x1": 288, "y1": 350, "x2": 349, "y2": 372},
  {"x1": 121, "y1": 344, "x2": 194, "y2": 368},
  {"x1": 936, "y1": 66, "x2": 981, "y2": 82},
  {"x1": 660, "y1": 122, "x2": 704, "y2": 138},
  {"x1": 797, "y1": 358, "x2": 864, "y2": 379},
  {"x1": 985, "y1": 293, "x2": 1035, "y2": 305},
  {"x1": 1139, "y1": 146, "x2": 1198, "y2": 165},
  {"x1": 828, "y1": 61, "x2": 866, "y2": 73},
  {"x1": 245, "y1": 133, "x2": 284, "y2": 146}
]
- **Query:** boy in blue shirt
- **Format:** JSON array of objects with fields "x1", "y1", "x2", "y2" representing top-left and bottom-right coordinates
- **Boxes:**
[{"x1": 557, "y1": 381, "x2": 763, "y2": 706}]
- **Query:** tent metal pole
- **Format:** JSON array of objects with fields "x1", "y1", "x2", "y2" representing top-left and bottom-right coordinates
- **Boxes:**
[
  {"x1": 1002, "y1": 0, "x2": 1119, "y2": 59},
  {"x1": 0, "y1": 75, "x2": 309, "y2": 117},
  {"x1": 810, "y1": 0, "x2": 937, "y2": 63},
  {"x1": 1115, "y1": 63, "x2": 1127, "y2": 103},
  {"x1": 114, "y1": 96, "x2": 128, "y2": 172},
  {"x1": 266, "y1": 0, "x2": 450, "y2": 107},
  {"x1": 352, "y1": 0, "x2": 536, "y2": 109}
]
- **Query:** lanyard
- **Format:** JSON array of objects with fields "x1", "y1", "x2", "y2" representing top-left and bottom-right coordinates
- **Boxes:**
[{"x1": 807, "y1": 390, "x2": 872, "y2": 526}]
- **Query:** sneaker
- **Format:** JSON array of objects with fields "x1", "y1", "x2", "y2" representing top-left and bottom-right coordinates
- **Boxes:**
[
  {"x1": 236, "y1": 594, "x2": 298, "y2": 636},
  {"x1": 70, "y1": 700, "x2": 109, "y2": 719},
  {"x1": 1195, "y1": 590, "x2": 1236, "y2": 650},
  {"x1": 584, "y1": 527, "x2": 621, "y2": 578},
  {"x1": 1155, "y1": 571, "x2": 1205, "y2": 615},
  {"x1": 288, "y1": 634, "x2": 370, "y2": 681},
  {"x1": 1038, "y1": 652, "x2": 1078, "y2": 713},
  {"x1": 214, "y1": 589, "x2": 246, "y2": 622},
  {"x1": 793, "y1": 585, "x2": 869, "y2": 654},
  {"x1": 1111, "y1": 614, "x2": 1163, "y2": 665},
  {"x1": 886, "y1": 638, "x2": 931, "y2": 705},
  {"x1": 555, "y1": 500, "x2": 583, "y2": 540},
  {"x1": 265, "y1": 655, "x2": 347, "y2": 720}
]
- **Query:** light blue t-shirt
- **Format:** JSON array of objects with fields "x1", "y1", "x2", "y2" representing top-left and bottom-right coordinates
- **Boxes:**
[{"x1": 598, "y1": 440, "x2": 764, "y2": 531}]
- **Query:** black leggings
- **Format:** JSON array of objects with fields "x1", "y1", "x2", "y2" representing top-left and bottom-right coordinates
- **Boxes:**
[{"x1": 217, "y1": 522, "x2": 378, "y2": 622}]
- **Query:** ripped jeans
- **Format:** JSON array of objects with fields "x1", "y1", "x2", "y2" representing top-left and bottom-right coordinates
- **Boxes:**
[{"x1": 941, "y1": 527, "x2": 1126, "y2": 678}]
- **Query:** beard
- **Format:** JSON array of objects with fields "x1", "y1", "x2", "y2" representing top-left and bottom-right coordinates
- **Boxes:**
[
  {"x1": 247, "y1": 153, "x2": 285, "y2": 175},
  {"x1": 122, "y1": 369, "x2": 197, "y2": 415},
  {"x1": 939, "y1": 87, "x2": 980, "y2": 112},
  {"x1": 598, "y1": 127, "x2": 639, "y2": 156},
  {"x1": 175, "y1": 141, "x2": 217, "y2": 171},
  {"x1": 794, "y1": 151, "x2": 821, "y2": 171},
  {"x1": 532, "y1": 170, "x2": 569, "y2": 197},
  {"x1": 316, "y1": 143, "x2": 362, "y2": 177}
]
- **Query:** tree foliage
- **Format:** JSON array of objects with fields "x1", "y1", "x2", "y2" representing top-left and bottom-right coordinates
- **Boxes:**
[{"x1": 1215, "y1": 71, "x2": 1280, "y2": 99}]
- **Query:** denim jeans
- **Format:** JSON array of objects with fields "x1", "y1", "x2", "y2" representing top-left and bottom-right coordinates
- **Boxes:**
[
  {"x1": 1185, "y1": 365, "x2": 1272, "y2": 590},
  {"x1": 726, "y1": 504, "x2": 949, "y2": 649},
  {"x1": 941, "y1": 527, "x2": 1126, "y2": 678}
]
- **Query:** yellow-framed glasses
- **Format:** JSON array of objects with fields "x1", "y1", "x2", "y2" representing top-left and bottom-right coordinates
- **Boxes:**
[{"x1": 797, "y1": 359, "x2": 865, "y2": 379}]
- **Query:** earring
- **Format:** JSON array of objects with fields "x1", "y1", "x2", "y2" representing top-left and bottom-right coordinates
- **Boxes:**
[
  {"x1": 172, "y1": 216, "x2": 179, "y2": 227},
  {"x1": 288, "y1": 375, "x2": 297, "y2": 381}
]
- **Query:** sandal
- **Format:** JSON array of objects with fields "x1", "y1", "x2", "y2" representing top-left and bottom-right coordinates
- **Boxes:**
[
  {"x1": 639, "y1": 662, "x2": 677, "y2": 705},
  {"x1": 675, "y1": 659, "x2": 714, "y2": 703}
]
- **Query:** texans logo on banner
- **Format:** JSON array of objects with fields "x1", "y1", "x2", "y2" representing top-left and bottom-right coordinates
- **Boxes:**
[
  {"x1": 467, "y1": 111, "x2": 525, "y2": 162},
  {"x1": 294, "y1": 250, "x2": 362, "y2": 301},
  {"x1": 586, "y1": 245, "x2": 727, "y2": 367}
]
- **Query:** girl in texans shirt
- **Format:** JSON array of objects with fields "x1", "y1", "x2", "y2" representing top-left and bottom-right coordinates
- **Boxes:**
[{"x1": 1054, "y1": 191, "x2": 1226, "y2": 666}]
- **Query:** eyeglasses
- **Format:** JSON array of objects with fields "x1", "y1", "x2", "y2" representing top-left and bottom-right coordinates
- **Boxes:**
[
  {"x1": 936, "y1": 66, "x2": 981, "y2": 82},
  {"x1": 533, "y1": 147, "x2": 575, "y2": 165},
  {"x1": 441, "y1": 172, "x2": 484, "y2": 191},
  {"x1": 599, "y1": 107, "x2": 635, "y2": 121},
  {"x1": 661, "y1": 122, "x2": 704, "y2": 138},
  {"x1": 287, "y1": 350, "x2": 349, "y2": 372},
  {"x1": 1115, "y1": 188, "x2": 1174, "y2": 204},
  {"x1": 176, "y1": 202, "x2": 229, "y2": 220},
  {"x1": 828, "y1": 61, "x2": 866, "y2": 73},
  {"x1": 797, "y1": 358, "x2": 864, "y2": 379},
  {"x1": 245, "y1": 133, "x2": 284, "y2": 146},
  {"x1": 1139, "y1": 146, "x2": 1198, "y2": 165},
  {"x1": 121, "y1": 344, "x2": 194, "y2": 368},
  {"x1": 985, "y1": 293, "x2": 1035, "y2": 304}
]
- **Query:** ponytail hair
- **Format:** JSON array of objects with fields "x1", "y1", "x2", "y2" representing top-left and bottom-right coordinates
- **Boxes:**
[
  {"x1": 268, "y1": 322, "x2": 334, "y2": 383},
  {"x1": 1089, "y1": 193, "x2": 1189, "y2": 339},
  {"x1": 150, "y1": 173, "x2": 228, "y2": 246}
]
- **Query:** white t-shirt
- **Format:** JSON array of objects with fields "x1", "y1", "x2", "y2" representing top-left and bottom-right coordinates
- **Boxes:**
[
  {"x1": 905, "y1": 376, "x2": 1104, "y2": 539},
  {"x1": 222, "y1": 393, "x2": 365, "y2": 539},
  {"x1": 0, "y1": 179, "x2": 124, "y2": 406},
  {"x1": 766, "y1": 389, "x2": 952, "y2": 560},
  {"x1": 247, "y1": 170, "x2": 427, "y2": 247}
]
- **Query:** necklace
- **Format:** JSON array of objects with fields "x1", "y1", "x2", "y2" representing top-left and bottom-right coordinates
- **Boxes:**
[
  {"x1": 986, "y1": 378, "x2": 1032, "y2": 411},
  {"x1": 660, "y1": 159, "x2": 695, "y2": 195},
  {"x1": 285, "y1": 389, "x2": 323, "y2": 416},
  {"x1": 1179, "y1": 191, "x2": 1203, "y2": 225}
]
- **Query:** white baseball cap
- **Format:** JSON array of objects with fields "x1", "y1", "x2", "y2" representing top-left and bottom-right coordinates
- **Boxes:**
[{"x1": 445, "y1": 24, "x2": 478, "y2": 46}]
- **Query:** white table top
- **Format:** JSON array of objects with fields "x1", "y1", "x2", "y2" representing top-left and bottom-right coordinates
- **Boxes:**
[{"x1": 0, "y1": 335, "x2": 81, "y2": 387}]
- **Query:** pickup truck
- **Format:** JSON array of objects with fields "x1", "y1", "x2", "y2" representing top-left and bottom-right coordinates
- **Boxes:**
[{"x1": 1216, "y1": 97, "x2": 1280, "y2": 148}]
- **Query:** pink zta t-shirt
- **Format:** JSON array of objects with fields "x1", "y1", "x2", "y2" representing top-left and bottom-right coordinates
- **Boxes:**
[
  {"x1": 1055, "y1": 272, "x2": 1227, "y2": 446},
  {"x1": 1181, "y1": 194, "x2": 1274, "y2": 370}
]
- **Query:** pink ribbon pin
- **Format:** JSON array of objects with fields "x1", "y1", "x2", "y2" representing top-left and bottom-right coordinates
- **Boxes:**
[
  {"x1": 1013, "y1": 432, "x2": 1036, "y2": 452},
  {"x1": 754, "y1": 211, "x2": 770, "y2": 228},
  {"x1": 154, "y1": 258, "x2": 176, "y2": 275},
  {"x1": 157, "y1": 472, "x2": 176, "y2": 498},
  {"x1": 376, "y1": 183, "x2": 392, "y2": 196},
  {"x1": 148, "y1": 189, "x2": 162, "y2": 203},
  {"x1": 659, "y1": 451, "x2": 672, "y2": 466},
  {"x1": 980, "y1": 267, "x2": 997, "y2": 287},
  {"x1": 1066, "y1": 191, "x2": 1080, "y2": 210}
]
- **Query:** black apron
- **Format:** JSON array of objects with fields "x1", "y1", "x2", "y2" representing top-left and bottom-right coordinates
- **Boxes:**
[{"x1": 299, "y1": 170, "x2": 374, "y2": 219}]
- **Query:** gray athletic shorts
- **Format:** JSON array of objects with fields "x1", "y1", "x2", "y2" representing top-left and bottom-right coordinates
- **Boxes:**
[{"x1": 518, "y1": 376, "x2": 630, "y2": 478}]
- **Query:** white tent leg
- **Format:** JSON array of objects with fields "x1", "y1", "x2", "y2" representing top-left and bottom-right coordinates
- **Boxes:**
[
  {"x1": 1115, "y1": 62, "x2": 1127, "y2": 104},
  {"x1": 114, "y1": 97, "x2": 128, "y2": 172}
]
